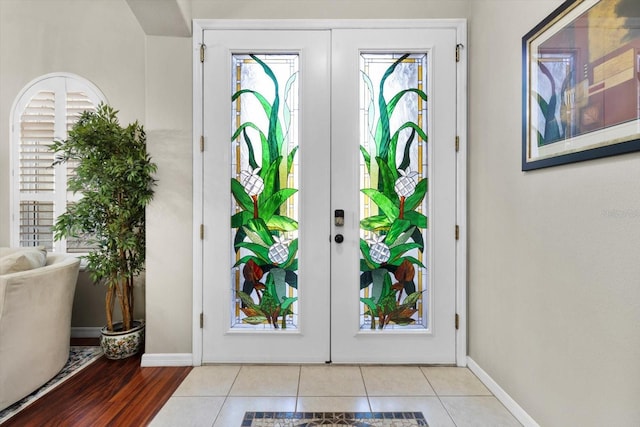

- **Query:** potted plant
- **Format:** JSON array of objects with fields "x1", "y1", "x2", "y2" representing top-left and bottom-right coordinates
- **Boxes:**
[{"x1": 51, "y1": 103, "x2": 157, "y2": 359}]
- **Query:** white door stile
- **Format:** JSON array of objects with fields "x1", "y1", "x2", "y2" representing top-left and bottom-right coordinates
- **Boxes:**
[
  {"x1": 455, "y1": 23, "x2": 468, "y2": 368},
  {"x1": 330, "y1": 28, "x2": 458, "y2": 364},
  {"x1": 192, "y1": 26, "x2": 204, "y2": 367},
  {"x1": 201, "y1": 30, "x2": 331, "y2": 363}
]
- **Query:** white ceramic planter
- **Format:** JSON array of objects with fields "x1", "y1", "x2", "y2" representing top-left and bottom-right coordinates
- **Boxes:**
[{"x1": 100, "y1": 320, "x2": 145, "y2": 360}]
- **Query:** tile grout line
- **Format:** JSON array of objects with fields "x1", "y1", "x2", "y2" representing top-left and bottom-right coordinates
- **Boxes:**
[
  {"x1": 358, "y1": 365, "x2": 373, "y2": 412},
  {"x1": 295, "y1": 365, "x2": 301, "y2": 411},
  {"x1": 209, "y1": 365, "x2": 243, "y2": 427},
  {"x1": 419, "y1": 366, "x2": 460, "y2": 427}
]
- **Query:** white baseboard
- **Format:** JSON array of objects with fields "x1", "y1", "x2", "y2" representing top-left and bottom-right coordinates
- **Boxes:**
[
  {"x1": 467, "y1": 357, "x2": 540, "y2": 427},
  {"x1": 141, "y1": 353, "x2": 193, "y2": 367},
  {"x1": 71, "y1": 327, "x2": 102, "y2": 338}
]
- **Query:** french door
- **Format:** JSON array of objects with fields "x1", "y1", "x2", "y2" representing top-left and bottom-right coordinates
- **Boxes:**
[{"x1": 195, "y1": 21, "x2": 465, "y2": 365}]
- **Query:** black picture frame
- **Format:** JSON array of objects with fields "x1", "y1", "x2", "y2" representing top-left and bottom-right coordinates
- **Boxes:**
[{"x1": 522, "y1": 0, "x2": 640, "y2": 170}]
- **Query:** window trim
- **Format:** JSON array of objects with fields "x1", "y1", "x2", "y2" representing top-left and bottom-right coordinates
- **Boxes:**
[{"x1": 10, "y1": 72, "x2": 107, "y2": 252}]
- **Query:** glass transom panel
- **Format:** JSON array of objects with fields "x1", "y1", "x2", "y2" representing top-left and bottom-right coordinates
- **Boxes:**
[
  {"x1": 359, "y1": 52, "x2": 429, "y2": 330},
  {"x1": 230, "y1": 54, "x2": 300, "y2": 330}
]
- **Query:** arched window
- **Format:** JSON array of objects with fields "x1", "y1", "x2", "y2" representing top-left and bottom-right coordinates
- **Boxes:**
[{"x1": 11, "y1": 73, "x2": 106, "y2": 253}]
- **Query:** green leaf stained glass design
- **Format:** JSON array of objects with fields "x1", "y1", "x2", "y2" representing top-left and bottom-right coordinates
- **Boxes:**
[
  {"x1": 359, "y1": 53, "x2": 429, "y2": 330},
  {"x1": 230, "y1": 54, "x2": 299, "y2": 329}
]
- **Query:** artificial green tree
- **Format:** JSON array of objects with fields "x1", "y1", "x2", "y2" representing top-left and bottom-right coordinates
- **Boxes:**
[{"x1": 52, "y1": 104, "x2": 157, "y2": 332}]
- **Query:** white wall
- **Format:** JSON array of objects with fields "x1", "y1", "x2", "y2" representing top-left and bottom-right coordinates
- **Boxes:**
[
  {"x1": 468, "y1": 1, "x2": 640, "y2": 426},
  {"x1": 190, "y1": 0, "x2": 469, "y2": 19},
  {"x1": 144, "y1": 35, "x2": 193, "y2": 353}
]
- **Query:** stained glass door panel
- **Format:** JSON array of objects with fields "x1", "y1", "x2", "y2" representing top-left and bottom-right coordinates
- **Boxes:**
[
  {"x1": 359, "y1": 53, "x2": 429, "y2": 331},
  {"x1": 330, "y1": 28, "x2": 457, "y2": 363},
  {"x1": 202, "y1": 30, "x2": 331, "y2": 363},
  {"x1": 231, "y1": 54, "x2": 300, "y2": 330}
]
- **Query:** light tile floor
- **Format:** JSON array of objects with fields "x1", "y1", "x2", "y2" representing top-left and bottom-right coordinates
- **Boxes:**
[{"x1": 149, "y1": 365, "x2": 522, "y2": 427}]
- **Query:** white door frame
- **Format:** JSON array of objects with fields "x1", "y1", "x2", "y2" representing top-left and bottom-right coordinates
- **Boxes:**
[{"x1": 192, "y1": 19, "x2": 467, "y2": 367}]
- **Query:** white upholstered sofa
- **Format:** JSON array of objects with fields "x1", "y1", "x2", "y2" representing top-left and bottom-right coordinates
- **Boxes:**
[{"x1": 0, "y1": 247, "x2": 80, "y2": 411}]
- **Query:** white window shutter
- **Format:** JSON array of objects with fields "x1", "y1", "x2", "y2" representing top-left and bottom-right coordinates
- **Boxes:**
[
  {"x1": 64, "y1": 90, "x2": 98, "y2": 253},
  {"x1": 11, "y1": 74, "x2": 106, "y2": 253},
  {"x1": 18, "y1": 90, "x2": 56, "y2": 249}
]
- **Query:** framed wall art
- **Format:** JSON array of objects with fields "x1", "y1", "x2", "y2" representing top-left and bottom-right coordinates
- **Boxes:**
[{"x1": 522, "y1": 0, "x2": 640, "y2": 170}]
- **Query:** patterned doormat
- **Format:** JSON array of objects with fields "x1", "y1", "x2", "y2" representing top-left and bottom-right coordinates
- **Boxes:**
[
  {"x1": 0, "y1": 346, "x2": 102, "y2": 423},
  {"x1": 241, "y1": 411, "x2": 428, "y2": 426}
]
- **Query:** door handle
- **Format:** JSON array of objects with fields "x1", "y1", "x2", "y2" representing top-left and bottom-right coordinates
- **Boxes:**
[{"x1": 334, "y1": 234, "x2": 344, "y2": 243}]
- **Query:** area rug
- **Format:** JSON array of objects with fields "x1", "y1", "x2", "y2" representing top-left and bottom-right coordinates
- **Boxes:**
[
  {"x1": 241, "y1": 411, "x2": 428, "y2": 426},
  {"x1": 0, "y1": 346, "x2": 103, "y2": 424}
]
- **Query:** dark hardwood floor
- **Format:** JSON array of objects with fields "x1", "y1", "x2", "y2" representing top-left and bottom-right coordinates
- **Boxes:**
[{"x1": 3, "y1": 339, "x2": 192, "y2": 427}]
